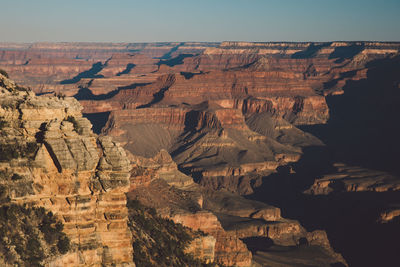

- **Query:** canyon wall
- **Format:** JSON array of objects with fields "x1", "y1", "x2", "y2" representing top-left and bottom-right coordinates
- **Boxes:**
[
  {"x1": 2, "y1": 40, "x2": 398, "y2": 200},
  {"x1": 1, "y1": 41, "x2": 399, "y2": 266},
  {"x1": 127, "y1": 150, "x2": 346, "y2": 266},
  {"x1": 0, "y1": 74, "x2": 133, "y2": 266}
]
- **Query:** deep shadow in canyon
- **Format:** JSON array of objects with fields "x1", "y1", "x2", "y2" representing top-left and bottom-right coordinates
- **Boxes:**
[
  {"x1": 247, "y1": 55, "x2": 400, "y2": 267},
  {"x1": 301, "y1": 55, "x2": 400, "y2": 176},
  {"x1": 157, "y1": 54, "x2": 195, "y2": 67},
  {"x1": 137, "y1": 75, "x2": 175, "y2": 108},
  {"x1": 248, "y1": 147, "x2": 400, "y2": 267},
  {"x1": 83, "y1": 112, "x2": 110, "y2": 134},
  {"x1": 73, "y1": 82, "x2": 150, "y2": 101},
  {"x1": 116, "y1": 63, "x2": 136, "y2": 76},
  {"x1": 73, "y1": 87, "x2": 120, "y2": 101},
  {"x1": 60, "y1": 62, "x2": 105, "y2": 84}
]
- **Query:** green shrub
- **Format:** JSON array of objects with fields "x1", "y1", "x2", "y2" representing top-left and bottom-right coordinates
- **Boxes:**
[
  {"x1": 127, "y1": 199, "x2": 215, "y2": 267},
  {"x1": 0, "y1": 142, "x2": 38, "y2": 161},
  {"x1": 11, "y1": 173, "x2": 24, "y2": 181},
  {"x1": 0, "y1": 185, "x2": 9, "y2": 203},
  {"x1": 57, "y1": 235, "x2": 70, "y2": 254},
  {"x1": 0, "y1": 204, "x2": 70, "y2": 266},
  {"x1": 65, "y1": 116, "x2": 83, "y2": 135},
  {"x1": 0, "y1": 119, "x2": 7, "y2": 129},
  {"x1": 15, "y1": 85, "x2": 28, "y2": 92},
  {"x1": 55, "y1": 92, "x2": 66, "y2": 99},
  {"x1": 0, "y1": 69, "x2": 9, "y2": 78}
]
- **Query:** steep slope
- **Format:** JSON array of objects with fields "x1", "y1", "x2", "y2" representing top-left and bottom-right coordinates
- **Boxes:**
[
  {"x1": 127, "y1": 150, "x2": 347, "y2": 266},
  {"x1": 77, "y1": 41, "x2": 399, "y2": 196},
  {"x1": 102, "y1": 102, "x2": 305, "y2": 194},
  {"x1": 0, "y1": 42, "x2": 218, "y2": 96},
  {"x1": 2, "y1": 41, "x2": 400, "y2": 266},
  {"x1": 0, "y1": 73, "x2": 134, "y2": 266}
]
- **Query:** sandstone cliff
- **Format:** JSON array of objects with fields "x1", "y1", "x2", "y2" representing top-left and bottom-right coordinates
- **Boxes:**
[
  {"x1": 127, "y1": 150, "x2": 347, "y2": 266},
  {"x1": 1, "y1": 41, "x2": 399, "y2": 266},
  {"x1": 0, "y1": 73, "x2": 133, "y2": 266},
  {"x1": 47, "y1": 41, "x2": 398, "y2": 197}
]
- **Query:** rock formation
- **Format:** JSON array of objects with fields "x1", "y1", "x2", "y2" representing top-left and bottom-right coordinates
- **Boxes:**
[
  {"x1": 0, "y1": 73, "x2": 133, "y2": 266},
  {"x1": 305, "y1": 163, "x2": 400, "y2": 195},
  {"x1": 127, "y1": 150, "x2": 346, "y2": 266},
  {"x1": 1, "y1": 41, "x2": 400, "y2": 266}
]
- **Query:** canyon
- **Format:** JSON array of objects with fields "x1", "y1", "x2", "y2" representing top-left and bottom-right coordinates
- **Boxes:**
[{"x1": 0, "y1": 41, "x2": 399, "y2": 266}]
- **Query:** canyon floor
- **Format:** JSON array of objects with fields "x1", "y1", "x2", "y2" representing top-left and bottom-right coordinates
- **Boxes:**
[{"x1": 1, "y1": 41, "x2": 400, "y2": 266}]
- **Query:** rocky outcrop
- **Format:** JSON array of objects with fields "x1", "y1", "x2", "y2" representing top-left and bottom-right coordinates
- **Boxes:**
[
  {"x1": 3, "y1": 42, "x2": 397, "y2": 189},
  {"x1": 127, "y1": 150, "x2": 346, "y2": 266},
  {"x1": 379, "y1": 206, "x2": 400, "y2": 223},
  {"x1": 52, "y1": 41, "x2": 396, "y2": 198},
  {"x1": 184, "y1": 235, "x2": 216, "y2": 264},
  {"x1": 0, "y1": 42, "x2": 216, "y2": 96},
  {"x1": 305, "y1": 163, "x2": 400, "y2": 195},
  {"x1": 2, "y1": 41, "x2": 399, "y2": 266},
  {"x1": 0, "y1": 74, "x2": 133, "y2": 266},
  {"x1": 127, "y1": 151, "x2": 252, "y2": 266},
  {"x1": 103, "y1": 102, "x2": 302, "y2": 192},
  {"x1": 171, "y1": 211, "x2": 252, "y2": 266}
]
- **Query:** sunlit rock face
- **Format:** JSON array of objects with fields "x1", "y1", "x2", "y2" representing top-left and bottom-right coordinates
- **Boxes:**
[
  {"x1": 1, "y1": 41, "x2": 400, "y2": 266},
  {"x1": 127, "y1": 150, "x2": 347, "y2": 266},
  {"x1": 10, "y1": 41, "x2": 393, "y2": 193},
  {"x1": 0, "y1": 73, "x2": 134, "y2": 266}
]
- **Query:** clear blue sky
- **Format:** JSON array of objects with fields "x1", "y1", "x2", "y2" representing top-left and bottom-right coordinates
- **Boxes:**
[{"x1": 1, "y1": 0, "x2": 399, "y2": 42}]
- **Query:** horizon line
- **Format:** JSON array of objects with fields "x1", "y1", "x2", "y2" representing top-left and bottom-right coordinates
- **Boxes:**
[{"x1": 1, "y1": 40, "x2": 400, "y2": 44}]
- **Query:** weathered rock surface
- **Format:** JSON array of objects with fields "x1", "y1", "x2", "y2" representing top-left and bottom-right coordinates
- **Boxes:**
[
  {"x1": 305, "y1": 163, "x2": 400, "y2": 195},
  {"x1": 61, "y1": 41, "x2": 398, "y2": 197},
  {"x1": 2, "y1": 42, "x2": 399, "y2": 192},
  {"x1": 0, "y1": 74, "x2": 133, "y2": 266},
  {"x1": 2, "y1": 41, "x2": 400, "y2": 266},
  {"x1": 0, "y1": 42, "x2": 217, "y2": 96},
  {"x1": 127, "y1": 150, "x2": 346, "y2": 266},
  {"x1": 379, "y1": 205, "x2": 400, "y2": 223}
]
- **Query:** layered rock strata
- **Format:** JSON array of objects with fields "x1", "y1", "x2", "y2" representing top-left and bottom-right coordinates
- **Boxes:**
[
  {"x1": 0, "y1": 74, "x2": 133, "y2": 266},
  {"x1": 127, "y1": 150, "x2": 346, "y2": 266},
  {"x1": 305, "y1": 163, "x2": 400, "y2": 195},
  {"x1": 1, "y1": 41, "x2": 399, "y2": 266}
]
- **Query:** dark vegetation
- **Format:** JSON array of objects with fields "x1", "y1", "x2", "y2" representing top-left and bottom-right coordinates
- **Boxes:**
[
  {"x1": 0, "y1": 118, "x2": 7, "y2": 129},
  {"x1": 127, "y1": 199, "x2": 215, "y2": 267},
  {"x1": 14, "y1": 85, "x2": 29, "y2": 92},
  {"x1": 11, "y1": 173, "x2": 24, "y2": 181},
  {"x1": 0, "y1": 204, "x2": 70, "y2": 266},
  {"x1": 0, "y1": 71, "x2": 28, "y2": 93},
  {"x1": 0, "y1": 69, "x2": 9, "y2": 78},
  {"x1": 54, "y1": 92, "x2": 66, "y2": 99},
  {"x1": 65, "y1": 116, "x2": 83, "y2": 135},
  {"x1": 0, "y1": 142, "x2": 38, "y2": 161}
]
